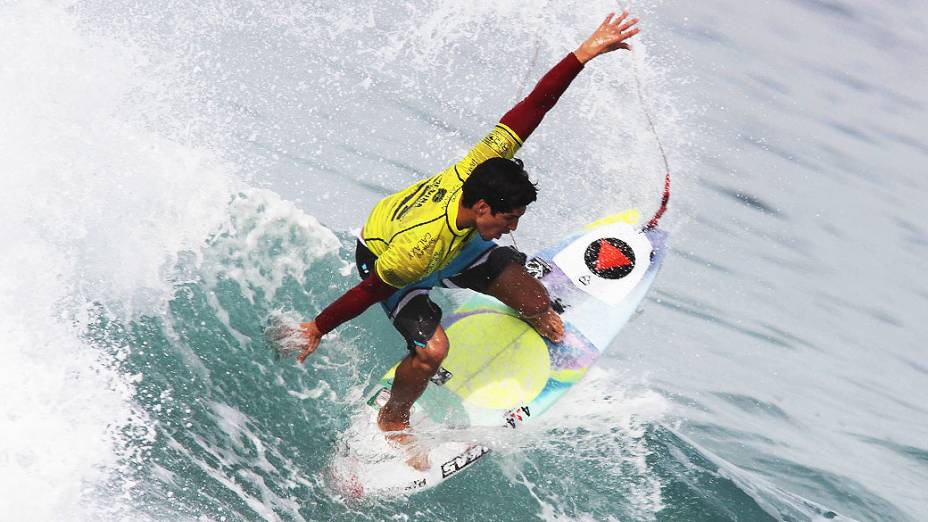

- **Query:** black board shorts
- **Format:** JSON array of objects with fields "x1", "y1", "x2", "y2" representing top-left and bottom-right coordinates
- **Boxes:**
[{"x1": 355, "y1": 239, "x2": 525, "y2": 352}]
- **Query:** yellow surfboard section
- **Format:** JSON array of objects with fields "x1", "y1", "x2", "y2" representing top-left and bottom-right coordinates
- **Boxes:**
[
  {"x1": 443, "y1": 314, "x2": 550, "y2": 410},
  {"x1": 583, "y1": 208, "x2": 639, "y2": 230}
]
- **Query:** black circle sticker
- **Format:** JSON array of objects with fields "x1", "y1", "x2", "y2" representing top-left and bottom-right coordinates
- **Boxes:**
[{"x1": 583, "y1": 237, "x2": 636, "y2": 279}]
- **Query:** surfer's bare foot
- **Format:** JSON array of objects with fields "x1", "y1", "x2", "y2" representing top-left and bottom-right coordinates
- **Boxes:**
[
  {"x1": 377, "y1": 408, "x2": 431, "y2": 471},
  {"x1": 384, "y1": 431, "x2": 430, "y2": 471},
  {"x1": 404, "y1": 450, "x2": 430, "y2": 472},
  {"x1": 526, "y1": 307, "x2": 565, "y2": 343}
]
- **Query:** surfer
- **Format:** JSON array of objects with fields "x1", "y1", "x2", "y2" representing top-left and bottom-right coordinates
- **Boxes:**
[{"x1": 285, "y1": 11, "x2": 640, "y2": 448}]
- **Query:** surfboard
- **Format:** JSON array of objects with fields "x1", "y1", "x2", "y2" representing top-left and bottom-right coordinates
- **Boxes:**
[{"x1": 329, "y1": 208, "x2": 669, "y2": 496}]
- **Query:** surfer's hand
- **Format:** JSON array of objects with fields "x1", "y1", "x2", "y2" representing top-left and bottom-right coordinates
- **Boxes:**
[
  {"x1": 297, "y1": 321, "x2": 322, "y2": 363},
  {"x1": 574, "y1": 10, "x2": 640, "y2": 64},
  {"x1": 527, "y1": 308, "x2": 565, "y2": 344}
]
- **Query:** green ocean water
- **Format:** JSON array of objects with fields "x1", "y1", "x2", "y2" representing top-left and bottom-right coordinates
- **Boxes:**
[
  {"x1": 81, "y1": 225, "x2": 817, "y2": 521},
  {"x1": 72, "y1": 196, "x2": 860, "y2": 520}
]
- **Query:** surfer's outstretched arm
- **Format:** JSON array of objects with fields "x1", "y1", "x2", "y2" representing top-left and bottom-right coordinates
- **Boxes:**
[
  {"x1": 294, "y1": 272, "x2": 396, "y2": 362},
  {"x1": 289, "y1": 12, "x2": 640, "y2": 362},
  {"x1": 498, "y1": 10, "x2": 640, "y2": 143}
]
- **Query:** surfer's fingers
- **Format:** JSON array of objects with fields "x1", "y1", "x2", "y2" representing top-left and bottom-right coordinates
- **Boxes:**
[
  {"x1": 601, "y1": 12, "x2": 615, "y2": 28},
  {"x1": 609, "y1": 9, "x2": 629, "y2": 28},
  {"x1": 613, "y1": 27, "x2": 639, "y2": 46},
  {"x1": 615, "y1": 16, "x2": 639, "y2": 35},
  {"x1": 297, "y1": 337, "x2": 320, "y2": 363}
]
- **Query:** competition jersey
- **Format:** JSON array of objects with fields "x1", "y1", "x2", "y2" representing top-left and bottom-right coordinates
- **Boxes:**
[
  {"x1": 361, "y1": 123, "x2": 524, "y2": 288},
  {"x1": 313, "y1": 52, "x2": 584, "y2": 334}
]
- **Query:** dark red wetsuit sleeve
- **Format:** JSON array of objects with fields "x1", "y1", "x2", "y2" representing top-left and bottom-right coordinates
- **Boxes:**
[
  {"x1": 314, "y1": 271, "x2": 396, "y2": 335},
  {"x1": 500, "y1": 52, "x2": 584, "y2": 141}
]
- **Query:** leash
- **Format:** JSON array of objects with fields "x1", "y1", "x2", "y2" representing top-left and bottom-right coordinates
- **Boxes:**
[{"x1": 631, "y1": 50, "x2": 672, "y2": 230}]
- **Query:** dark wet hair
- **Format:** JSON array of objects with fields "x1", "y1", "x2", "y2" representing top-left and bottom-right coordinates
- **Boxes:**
[{"x1": 461, "y1": 157, "x2": 537, "y2": 214}]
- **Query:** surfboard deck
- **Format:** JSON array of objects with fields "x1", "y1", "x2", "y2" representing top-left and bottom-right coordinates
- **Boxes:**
[{"x1": 330, "y1": 208, "x2": 668, "y2": 496}]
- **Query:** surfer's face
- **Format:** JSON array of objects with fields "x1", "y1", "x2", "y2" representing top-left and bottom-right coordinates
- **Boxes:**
[{"x1": 476, "y1": 204, "x2": 526, "y2": 240}]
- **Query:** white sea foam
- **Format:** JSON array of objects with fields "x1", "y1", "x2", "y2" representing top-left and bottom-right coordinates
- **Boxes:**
[
  {"x1": 201, "y1": 189, "x2": 343, "y2": 306},
  {"x1": 0, "y1": 3, "x2": 233, "y2": 518},
  {"x1": 492, "y1": 366, "x2": 670, "y2": 520}
]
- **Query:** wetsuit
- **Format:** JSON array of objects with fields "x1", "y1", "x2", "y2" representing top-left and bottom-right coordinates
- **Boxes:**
[{"x1": 315, "y1": 52, "x2": 585, "y2": 349}]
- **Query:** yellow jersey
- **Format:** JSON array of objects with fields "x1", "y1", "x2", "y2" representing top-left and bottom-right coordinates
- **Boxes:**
[{"x1": 362, "y1": 123, "x2": 524, "y2": 288}]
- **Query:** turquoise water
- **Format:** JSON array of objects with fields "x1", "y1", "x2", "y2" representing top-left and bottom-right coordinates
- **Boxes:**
[{"x1": 2, "y1": 1, "x2": 926, "y2": 520}]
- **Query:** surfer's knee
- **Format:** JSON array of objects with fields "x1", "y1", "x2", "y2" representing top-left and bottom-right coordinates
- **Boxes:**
[{"x1": 412, "y1": 327, "x2": 448, "y2": 374}]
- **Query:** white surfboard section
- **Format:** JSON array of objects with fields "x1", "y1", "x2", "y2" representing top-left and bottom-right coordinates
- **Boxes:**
[{"x1": 553, "y1": 222, "x2": 652, "y2": 305}]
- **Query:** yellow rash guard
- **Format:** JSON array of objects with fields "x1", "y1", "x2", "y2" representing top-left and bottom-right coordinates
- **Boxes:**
[{"x1": 361, "y1": 123, "x2": 524, "y2": 288}]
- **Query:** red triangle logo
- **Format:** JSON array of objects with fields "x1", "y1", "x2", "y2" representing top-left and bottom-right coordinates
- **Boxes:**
[{"x1": 596, "y1": 241, "x2": 632, "y2": 271}]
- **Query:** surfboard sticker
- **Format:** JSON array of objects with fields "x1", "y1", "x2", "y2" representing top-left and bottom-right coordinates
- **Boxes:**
[
  {"x1": 525, "y1": 257, "x2": 552, "y2": 279},
  {"x1": 553, "y1": 222, "x2": 652, "y2": 305},
  {"x1": 439, "y1": 445, "x2": 491, "y2": 478},
  {"x1": 430, "y1": 367, "x2": 453, "y2": 385}
]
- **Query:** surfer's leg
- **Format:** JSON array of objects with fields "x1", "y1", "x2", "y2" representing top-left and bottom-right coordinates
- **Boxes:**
[
  {"x1": 378, "y1": 292, "x2": 447, "y2": 431},
  {"x1": 485, "y1": 261, "x2": 550, "y2": 318},
  {"x1": 378, "y1": 325, "x2": 449, "y2": 431},
  {"x1": 485, "y1": 261, "x2": 564, "y2": 341},
  {"x1": 447, "y1": 245, "x2": 549, "y2": 320},
  {"x1": 450, "y1": 246, "x2": 564, "y2": 342}
]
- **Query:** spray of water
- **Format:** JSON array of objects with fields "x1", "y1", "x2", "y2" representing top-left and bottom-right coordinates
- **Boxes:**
[{"x1": 0, "y1": 3, "x2": 234, "y2": 517}]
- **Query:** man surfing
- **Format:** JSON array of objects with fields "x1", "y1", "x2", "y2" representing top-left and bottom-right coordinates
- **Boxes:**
[{"x1": 278, "y1": 11, "x2": 640, "y2": 466}]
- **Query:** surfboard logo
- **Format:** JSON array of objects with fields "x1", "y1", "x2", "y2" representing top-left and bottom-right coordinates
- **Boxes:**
[
  {"x1": 404, "y1": 478, "x2": 427, "y2": 491},
  {"x1": 504, "y1": 405, "x2": 531, "y2": 428},
  {"x1": 430, "y1": 366, "x2": 453, "y2": 386},
  {"x1": 525, "y1": 257, "x2": 552, "y2": 279},
  {"x1": 584, "y1": 237, "x2": 636, "y2": 280},
  {"x1": 440, "y1": 445, "x2": 491, "y2": 478}
]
